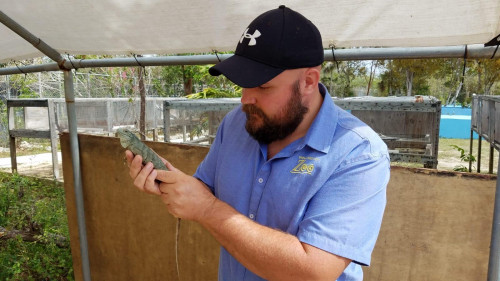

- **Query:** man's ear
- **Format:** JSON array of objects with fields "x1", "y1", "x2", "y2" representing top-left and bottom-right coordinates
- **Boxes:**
[{"x1": 302, "y1": 67, "x2": 321, "y2": 95}]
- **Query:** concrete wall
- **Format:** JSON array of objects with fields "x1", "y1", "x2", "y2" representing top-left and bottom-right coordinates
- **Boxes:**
[{"x1": 61, "y1": 134, "x2": 497, "y2": 281}]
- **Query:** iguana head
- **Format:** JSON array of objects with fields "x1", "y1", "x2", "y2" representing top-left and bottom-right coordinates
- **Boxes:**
[{"x1": 116, "y1": 128, "x2": 136, "y2": 149}]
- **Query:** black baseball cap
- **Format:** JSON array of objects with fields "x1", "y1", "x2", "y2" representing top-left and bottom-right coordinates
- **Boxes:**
[{"x1": 209, "y1": 5, "x2": 324, "y2": 88}]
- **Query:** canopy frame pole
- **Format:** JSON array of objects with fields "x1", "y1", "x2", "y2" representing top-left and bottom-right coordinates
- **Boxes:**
[
  {"x1": 63, "y1": 70, "x2": 91, "y2": 281},
  {"x1": 0, "y1": 44, "x2": 499, "y2": 75},
  {"x1": 0, "y1": 10, "x2": 91, "y2": 281}
]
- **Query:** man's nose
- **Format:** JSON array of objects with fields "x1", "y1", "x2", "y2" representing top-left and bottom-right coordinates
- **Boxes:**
[{"x1": 241, "y1": 88, "x2": 257, "y2": 105}]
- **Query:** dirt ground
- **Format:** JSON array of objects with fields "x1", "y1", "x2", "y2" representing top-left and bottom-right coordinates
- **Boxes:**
[{"x1": 4, "y1": 163, "x2": 64, "y2": 181}]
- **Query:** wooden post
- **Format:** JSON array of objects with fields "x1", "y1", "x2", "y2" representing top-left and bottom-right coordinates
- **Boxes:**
[
  {"x1": 48, "y1": 99, "x2": 60, "y2": 179},
  {"x1": 138, "y1": 66, "x2": 146, "y2": 141},
  {"x1": 107, "y1": 100, "x2": 113, "y2": 136},
  {"x1": 9, "y1": 135, "x2": 17, "y2": 174},
  {"x1": 7, "y1": 103, "x2": 17, "y2": 173},
  {"x1": 478, "y1": 136, "x2": 482, "y2": 173},
  {"x1": 153, "y1": 128, "x2": 158, "y2": 142},
  {"x1": 469, "y1": 129, "x2": 474, "y2": 172},
  {"x1": 163, "y1": 101, "x2": 171, "y2": 142},
  {"x1": 182, "y1": 110, "x2": 187, "y2": 142},
  {"x1": 489, "y1": 145, "x2": 494, "y2": 174}
]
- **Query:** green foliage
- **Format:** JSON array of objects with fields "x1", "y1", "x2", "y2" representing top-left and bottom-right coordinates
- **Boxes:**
[
  {"x1": 321, "y1": 60, "x2": 366, "y2": 97},
  {"x1": 377, "y1": 59, "x2": 442, "y2": 96},
  {"x1": 9, "y1": 74, "x2": 38, "y2": 98},
  {"x1": 185, "y1": 86, "x2": 241, "y2": 99},
  {"x1": 0, "y1": 173, "x2": 73, "y2": 280},
  {"x1": 450, "y1": 144, "x2": 476, "y2": 172},
  {"x1": 152, "y1": 63, "x2": 235, "y2": 97}
]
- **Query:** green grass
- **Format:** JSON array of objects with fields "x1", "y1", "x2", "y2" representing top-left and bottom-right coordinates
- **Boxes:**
[
  {"x1": 0, "y1": 173, "x2": 73, "y2": 281},
  {"x1": 438, "y1": 138, "x2": 498, "y2": 173}
]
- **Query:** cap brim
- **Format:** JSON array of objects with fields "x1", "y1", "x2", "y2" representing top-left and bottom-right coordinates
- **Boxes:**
[{"x1": 209, "y1": 55, "x2": 284, "y2": 88}]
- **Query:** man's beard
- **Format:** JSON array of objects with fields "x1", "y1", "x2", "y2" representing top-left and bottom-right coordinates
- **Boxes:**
[{"x1": 242, "y1": 80, "x2": 309, "y2": 144}]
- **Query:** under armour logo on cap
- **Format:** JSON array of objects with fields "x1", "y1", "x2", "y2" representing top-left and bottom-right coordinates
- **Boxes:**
[{"x1": 240, "y1": 28, "x2": 261, "y2": 46}]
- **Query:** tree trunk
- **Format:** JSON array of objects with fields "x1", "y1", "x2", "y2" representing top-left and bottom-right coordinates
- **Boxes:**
[
  {"x1": 477, "y1": 61, "x2": 482, "y2": 94},
  {"x1": 183, "y1": 78, "x2": 193, "y2": 96},
  {"x1": 342, "y1": 63, "x2": 351, "y2": 97},
  {"x1": 181, "y1": 65, "x2": 193, "y2": 96},
  {"x1": 366, "y1": 61, "x2": 376, "y2": 96},
  {"x1": 406, "y1": 69, "x2": 414, "y2": 96},
  {"x1": 138, "y1": 66, "x2": 146, "y2": 141}
]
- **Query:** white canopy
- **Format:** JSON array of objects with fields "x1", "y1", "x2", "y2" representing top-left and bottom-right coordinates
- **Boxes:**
[{"x1": 1, "y1": 0, "x2": 499, "y2": 63}]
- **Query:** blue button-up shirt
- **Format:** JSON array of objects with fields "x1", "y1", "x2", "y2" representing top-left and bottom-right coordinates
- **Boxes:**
[{"x1": 194, "y1": 84, "x2": 390, "y2": 281}]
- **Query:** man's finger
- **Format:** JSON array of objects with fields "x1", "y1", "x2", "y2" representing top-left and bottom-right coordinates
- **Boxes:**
[
  {"x1": 129, "y1": 154, "x2": 143, "y2": 179},
  {"x1": 143, "y1": 169, "x2": 161, "y2": 195},
  {"x1": 125, "y1": 150, "x2": 134, "y2": 166},
  {"x1": 155, "y1": 170, "x2": 177, "y2": 184},
  {"x1": 133, "y1": 162, "x2": 153, "y2": 190},
  {"x1": 165, "y1": 160, "x2": 178, "y2": 172}
]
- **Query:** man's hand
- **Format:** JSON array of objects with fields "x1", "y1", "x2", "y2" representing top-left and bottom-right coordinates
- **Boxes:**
[
  {"x1": 125, "y1": 150, "x2": 216, "y2": 221},
  {"x1": 156, "y1": 167, "x2": 216, "y2": 221},
  {"x1": 125, "y1": 150, "x2": 161, "y2": 195}
]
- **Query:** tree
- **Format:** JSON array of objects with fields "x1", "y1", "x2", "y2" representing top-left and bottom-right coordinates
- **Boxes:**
[
  {"x1": 466, "y1": 58, "x2": 500, "y2": 95},
  {"x1": 321, "y1": 61, "x2": 366, "y2": 97},
  {"x1": 378, "y1": 59, "x2": 441, "y2": 96},
  {"x1": 377, "y1": 60, "x2": 404, "y2": 96},
  {"x1": 365, "y1": 60, "x2": 382, "y2": 95}
]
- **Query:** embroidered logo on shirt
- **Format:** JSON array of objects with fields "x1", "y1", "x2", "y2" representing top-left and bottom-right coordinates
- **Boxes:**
[{"x1": 290, "y1": 156, "x2": 317, "y2": 175}]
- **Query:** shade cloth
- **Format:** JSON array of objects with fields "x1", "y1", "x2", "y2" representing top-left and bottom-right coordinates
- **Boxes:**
[{"x1": 0, "y1": 0, "x2": 499, "y2": 63}]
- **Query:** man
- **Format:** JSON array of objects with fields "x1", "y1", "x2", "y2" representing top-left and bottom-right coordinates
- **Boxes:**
[{"x1": 126, "y1": 5, "x2": 390, "y2": 281}]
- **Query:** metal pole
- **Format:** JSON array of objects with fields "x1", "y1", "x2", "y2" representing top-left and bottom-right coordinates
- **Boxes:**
[
  {"x1": 1, "y1": 44, "x2": 500, "y2": 75},
  {"x1": 64, "y1": 70, "x2": 92, "y2": 281},
  {"x1": 487, "y1": 153, "x2": 500, "y2": 281}
]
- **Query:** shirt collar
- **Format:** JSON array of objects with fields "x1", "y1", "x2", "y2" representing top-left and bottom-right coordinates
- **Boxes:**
[{"x1": 301, "y1": 83, "x2": 338, "y2": 154}]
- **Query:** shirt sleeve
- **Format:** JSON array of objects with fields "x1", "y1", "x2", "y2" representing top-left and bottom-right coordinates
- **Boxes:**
[
  {"x1": 297, "y1": 150, "x2": 390, "y2": 266},
  {"x1": 192, "y1": 115, "x2": 227, "y2": 193}
]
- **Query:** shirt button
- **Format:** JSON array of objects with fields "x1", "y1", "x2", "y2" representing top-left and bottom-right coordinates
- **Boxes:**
[
  {"x1": 258, "y1": 178, "x2": 263, "y2": 183},
  {"x1": 249, "y1": 214, "x2": 255, "y2": 219}
]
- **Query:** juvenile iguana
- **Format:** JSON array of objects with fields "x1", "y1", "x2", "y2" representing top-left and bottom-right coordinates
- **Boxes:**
[{"x1": 116, "y1": 128, "x2": 181, "y2": 280}]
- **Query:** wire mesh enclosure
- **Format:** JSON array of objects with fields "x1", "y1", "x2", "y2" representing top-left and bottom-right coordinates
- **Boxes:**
[
  {"x1": 7, "y1": 96, "x2": 441, "y2": 168},
  {"x1": 162, "y1": 96, "x2": 441, "y2": 167},
  {"x1": 163, "y1": 98, "x2": 241, "y2": 145},
  {"x1": 334, "y1": 96, "x2": 441, "y2": 168},
  {"x1": 52, "y1": 98, "x2": 166, "y2": 135}
]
